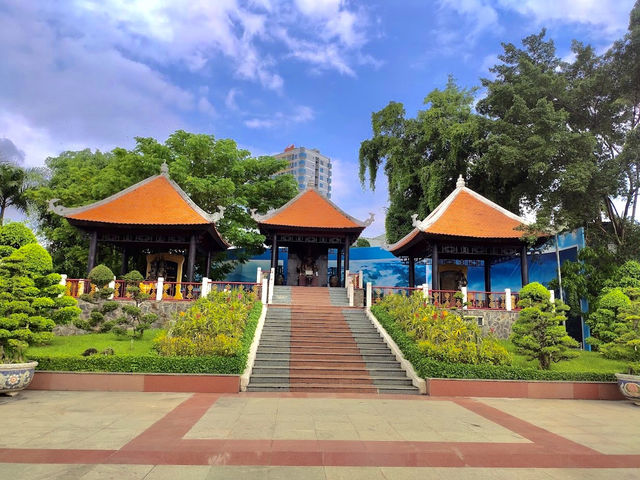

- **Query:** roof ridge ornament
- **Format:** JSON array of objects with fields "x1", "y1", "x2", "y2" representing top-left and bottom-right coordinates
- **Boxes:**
[
  {"x1": 160, "y1": 161, "x2": 169, "y2": 175},
  {"x1": 456, "y1": 174, "x2": 465, "y2": 188},
  {"x1": 211, "y1": 205, "x2": 225, "y2": 223},
  {"x1": 363, "y1": 212, "x2": 375, "y2": 227}
]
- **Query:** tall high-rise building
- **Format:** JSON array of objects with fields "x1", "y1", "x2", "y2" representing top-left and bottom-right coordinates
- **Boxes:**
[{"x1": 274, "y1": 145, "x2": 332, "y2": 198}]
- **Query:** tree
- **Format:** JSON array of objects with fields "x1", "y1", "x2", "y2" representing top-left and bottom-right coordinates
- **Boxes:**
[
  {"x1": 0, "y1": 239, "x2": 80, "y2": 362},
  {"x1": 477, "y1": 31, "x2": 600, "y2": 230},
  {"x1": 355, "y1": 238, "x2": 371, "y2": 247},
  {"x1": 510, "y1": 282, "x2": 579, "y2": 369},
  {"x1": 359, "y1": 77, "x2": 486, "y2": 243},
  {"x1": 30, "y1": 131, "x2": 298, "y2": 279},
  {"x1": 0, "y1": 164, "x2": 29, "y2": 226}
]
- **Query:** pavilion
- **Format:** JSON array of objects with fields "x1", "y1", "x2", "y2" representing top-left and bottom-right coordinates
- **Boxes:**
[
  {"x1": 254, "y1": 188, "x2": 372, "y2": 287},
  {"x1": 49, "y1": 163, "x2": 228, "y2": 282},
  {"x1": 388, "y1": 176, "x2": 547, "y2": 292}
]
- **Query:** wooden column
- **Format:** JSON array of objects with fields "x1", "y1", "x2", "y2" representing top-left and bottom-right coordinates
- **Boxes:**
[
  {"x1": 484, "y1": 258, "x2": 492, "y2": 292},
  {"x1": 344, "y1": 236, "x2": 350, "y2": 285},
  {"x1": 431, "y1": 242, "x2": 439, "y2": 291},
  {"x1": 520, "y1": 245, "x2": 529, "y2": 287},
  {"x1": 87, "y1": 231, "x2": 98, "y2": 276},
  {"x1": 205, "y1": 250, "x2": 211, "y2": 279},
  {"x1": 408, "y1": 256, "x2": 415, "y2": 288},
  {"x1": 120, "y1": 248, "x2": 129, "y2": 276},
  {"x1": 336, "y1": 247, "x2": 342, "y2": 287},
  {"x1": 187, "y1": 234, "x2": 196, "y2": 282},
  {"x1": 270, "y1": 234, "x2": 278, "y2": 270}
]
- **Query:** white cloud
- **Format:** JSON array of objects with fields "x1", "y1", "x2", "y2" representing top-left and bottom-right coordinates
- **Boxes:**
[
  {"x1": 438, "y1": 0, "x2": 500, "y2": 41},
  {"x1": 244, "y1": 105, "x2": 314, "y2": 129},
  {"x1": 497, "y1": 0, "x2": 635, "y2": 37},
  {"x1": 198, "y1": 97, "x2": 216, "y2": 116},
  {"x1": 225, "y1": 88, "x2": 241, "y2": 111}
]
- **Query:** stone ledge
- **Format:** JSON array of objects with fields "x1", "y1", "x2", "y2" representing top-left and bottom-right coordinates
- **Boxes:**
[
  {"x1": 426, "y1": 377, "x2": 624, "y2": 400},
  {"x1": 28, "y1": 371, "x2": 240, "y2": 393}
]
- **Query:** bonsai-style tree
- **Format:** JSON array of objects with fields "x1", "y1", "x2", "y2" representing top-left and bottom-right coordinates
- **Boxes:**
[
  {"x1": 111, "y1": 270, "x2": 157, "y2": 339},
  {"x1": 0, "y1": 222, "x2": 37, "y2": 259},
  {"x1": 600, "y1": 288, "x2": 640, "y2": 362},
  {"x1": 0, "y1": 242, "x2": 80, "y2": 362},
  {"x1": 587, "y1": 288, "x2": 632, "y2": 348},
  {"x1": 510, "y1": 282, "x2": 579, "y2": 369}
]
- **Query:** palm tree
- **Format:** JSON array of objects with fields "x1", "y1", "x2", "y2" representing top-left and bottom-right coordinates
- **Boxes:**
[{"x1": 0, "y1": 163, "x2": 38, "y2": 225}]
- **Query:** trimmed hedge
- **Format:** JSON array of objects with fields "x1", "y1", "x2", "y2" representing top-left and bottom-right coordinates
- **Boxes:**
[
  {"x1": 29, "y1": 302, "x2": 263, "y2": 375},
  {"x1": 371, "y1": 306, "x2": 615, "y2": 382}
]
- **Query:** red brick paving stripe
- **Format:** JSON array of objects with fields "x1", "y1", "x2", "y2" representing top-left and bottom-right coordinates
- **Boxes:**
[
  {"x1": 452, "y1": 398, "x2": 601, "y2": 455},
  {"x1": 1, "y1": 393, "x2": 640, "y2": 468}
]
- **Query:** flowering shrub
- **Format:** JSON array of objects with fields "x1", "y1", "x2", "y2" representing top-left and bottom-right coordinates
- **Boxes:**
[
  {"x1": 154, "y1": 288, "x2": 257, "y2": 357},
  {"x1": 376, "y1": 292, "x2": 510, "y2": 365}
]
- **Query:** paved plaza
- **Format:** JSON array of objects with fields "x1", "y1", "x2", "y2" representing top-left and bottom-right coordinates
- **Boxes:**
[{"x1": 1, "y1": 390, "x2": 639, "y2": 479}]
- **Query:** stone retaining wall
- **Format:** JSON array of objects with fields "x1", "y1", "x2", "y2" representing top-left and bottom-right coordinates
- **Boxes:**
[
  {"x1": 72, "y1": 299, "x2": 191, "y2": 330},
  {"x1": 463, "y1": 309, "x2": 519, "y2": 339}
]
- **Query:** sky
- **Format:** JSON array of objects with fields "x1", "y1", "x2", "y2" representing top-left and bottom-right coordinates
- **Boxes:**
[{"x1": 0, "y1": 0, "x2": 636, "y2": 237}]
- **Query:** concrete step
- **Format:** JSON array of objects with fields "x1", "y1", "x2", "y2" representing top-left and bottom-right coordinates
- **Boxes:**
[
  {"x1": 253, "y1": 359, "x2": 402, "y2": 368},
  {"x1": 252, "y1": 366, "x2": 408, "y2": 377},
  {"x1": 246, "y1": 383, "x2": 419, "y2": 394}
]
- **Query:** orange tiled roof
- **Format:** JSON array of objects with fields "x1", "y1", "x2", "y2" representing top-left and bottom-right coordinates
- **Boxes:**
[
  {"x1": 424, "y1": 190, "x2": 524, "y2": 238},
  {"x1": 388, "y1": 178, "x2": 533, "y2": 254},
  {"x1": 64, "y1": 176, "x2": 211, "y2": 225},
  {"x1": 259, "y1": 189, "x2": 364, "y2": 230}
]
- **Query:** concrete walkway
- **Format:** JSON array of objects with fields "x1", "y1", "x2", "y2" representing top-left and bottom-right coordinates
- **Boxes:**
[{"x1": 1, "y1": 390, "x2": 639, "y2": 479}]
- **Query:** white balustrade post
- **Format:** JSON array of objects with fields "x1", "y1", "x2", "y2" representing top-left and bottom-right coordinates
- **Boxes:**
[
  {"x1": 422, "y1": 284, "x2": 430, "y2": 303},
  {"x1": 345, "y1": 269, "x2": 350, "y2": 287},
  {"x1": 78, "y1": 280, "x2": 85, "y2": 296},
  {"x1": 256, "y1": 267, "x2": 262, "y2": 284},
  {"x1": 505, "y1": 288, "x2": 512, "y2": 311},
  {"x1": 549, "y1": 290, "x2": 555, "y2": 303},
  {"x1": 156, "y1": 277, "x2": 164, "y2": 301},
  {"x1": 366, "y1": 282, "x2": 372, "y2": 309},
  {"x1": 58, "y1": 274, "x2": 67, "y2": 298},
  {"x1": 268, "y1": 267, "x2": 275, "y2": 304},
  {"x1": 461, "y1": 286, "x2": 468, "y2": 310},
  {"x1": 358, "y1": 271, "x2": 363, "y2": 289},
  {"x1": 108, "y1": 276, "x2": 116, "y2": 300},
  {"x1": 261, "y1": 278, "x2": 268, "y2": 304},
  {"x1": 201, "y1": 277, "x2": 210, "y2": 298},
  {"x1": 348, "y1": 283, "x2": 354, "y2": 307}
]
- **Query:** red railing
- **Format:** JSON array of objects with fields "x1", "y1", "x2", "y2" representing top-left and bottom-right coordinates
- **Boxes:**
[
  {"x1": 113, "y1": 280, "x2": 157, "y2": 300},
  {"x1": 431, "y1": 289, "x2": 463, "y2": 308},
  {"x1": 466, "y1": 291, "x2": 521, "y2": 311},
  {"x1": 372, "y1": 286, "x2": 421, "y2": 303},
  {"x1": 208, "y1": 281, "x2": 260, "y2": 294},
  {"x1": 64, "y1": 278, "x2": 92, "y2": 297},
  {"x1": 161, "y1": 281, "x2": 201, "y2": 301}
]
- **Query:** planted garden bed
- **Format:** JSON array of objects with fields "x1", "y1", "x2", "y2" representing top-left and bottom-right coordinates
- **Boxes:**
[{"x1": 27, "y1": 300, "x2": 262, "y2": 375}]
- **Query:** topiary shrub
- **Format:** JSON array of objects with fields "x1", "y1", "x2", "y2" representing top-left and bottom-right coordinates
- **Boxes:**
[
  {"x1": 0, "y1": 222, "x2": 37, "y2": 249},
  {"x1": 510, "y1": 282, "x2": 579, "y2": 370},
  {"x1": 88, "y1": 264, "x2": 114, "y2": 289},
  {"x1": 0, "y1": 237, "x2": 80, "y2": 362},
  {"x1": 587, "y1": 288, "x2": 631, "y2": 347},
  {"x1": 599, "y1": 288, "x2": 640, "y2": 362},
  {"x1": 110, "y1": 270, "x2": 156, "y2": 339}
]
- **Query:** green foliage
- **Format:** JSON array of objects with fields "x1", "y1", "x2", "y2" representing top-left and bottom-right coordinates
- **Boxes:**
[
  {"x1": 110, "y1": 271, "x2": 155, "y2": 339},
  {"x1": 375, "y1": 292, "x2": 511, "y2": 365},
  {"x1": 355, "y1": 238, "x2": 371, "y2": 247},
  {"x1": 0, "y1": 222, "x2": 37, "y2": 249},
  {"x1": 588, "y1": 288, "x2": 631, "y2": 345},
  {"x1": 0, "y1": 245, "x2": 15, "y2": 259},
  {"x1": 0, "y1": 164, "x2": 44, "y2": 226},
  {"x1": 599, "y1": 288, "x2": 640, "y2": 362},
  {"x1": 2, "y1": 244, "x2": 53, "y2": 276},
  {"x1": 511, "y1": 282, "x2": 580, "y2": 369},
  {"x1": 154, "y1": 288, "x2": 258, "y2": 357},
  {"x1": 0, "y1": 226, "x2": 80, "y2": 361},
  {"x1": 605, "y1": 260, "x2": 640, "y2": 290},
  {"x1": 30, "y1": 131, "x2": 298, "y2": 278},
  {"x1": 359, "y1": 78, "x2": 486, "y2": 243},
  {"x1": 88, "y1": 264, "x2": 114, "y2": 288},
  {"x1": 372, "y1": 306, "x2": 614, "y2": 381},
  {"x1": 27, "y1": 303, "x2": 262, "y2": 374}
]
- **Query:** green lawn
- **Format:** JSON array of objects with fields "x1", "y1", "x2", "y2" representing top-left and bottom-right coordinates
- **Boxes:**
[
  {"x1": 27, "y1": 329, "x2": 162, "y2": 357},
  {"x1": 499, "y1": 340, "x2": 627, "y2": 373}
]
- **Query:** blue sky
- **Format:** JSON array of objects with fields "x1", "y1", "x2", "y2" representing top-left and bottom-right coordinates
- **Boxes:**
[{"x1": 0, "y1": 0, "x2": 635, "y2": 236}]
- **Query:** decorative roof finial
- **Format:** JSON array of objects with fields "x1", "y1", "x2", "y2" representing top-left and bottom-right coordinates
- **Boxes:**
[
  {"x1": 160, "y1": 161, "x2": 169, "y2": 175},
  {"x1": 456, "y1": 174, "x2": 465, "y2": 188}
]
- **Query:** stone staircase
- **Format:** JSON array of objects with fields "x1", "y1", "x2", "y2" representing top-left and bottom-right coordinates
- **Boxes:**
[{"x1": 247, "y1": 286, "x2": 419, "y2": 394}]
